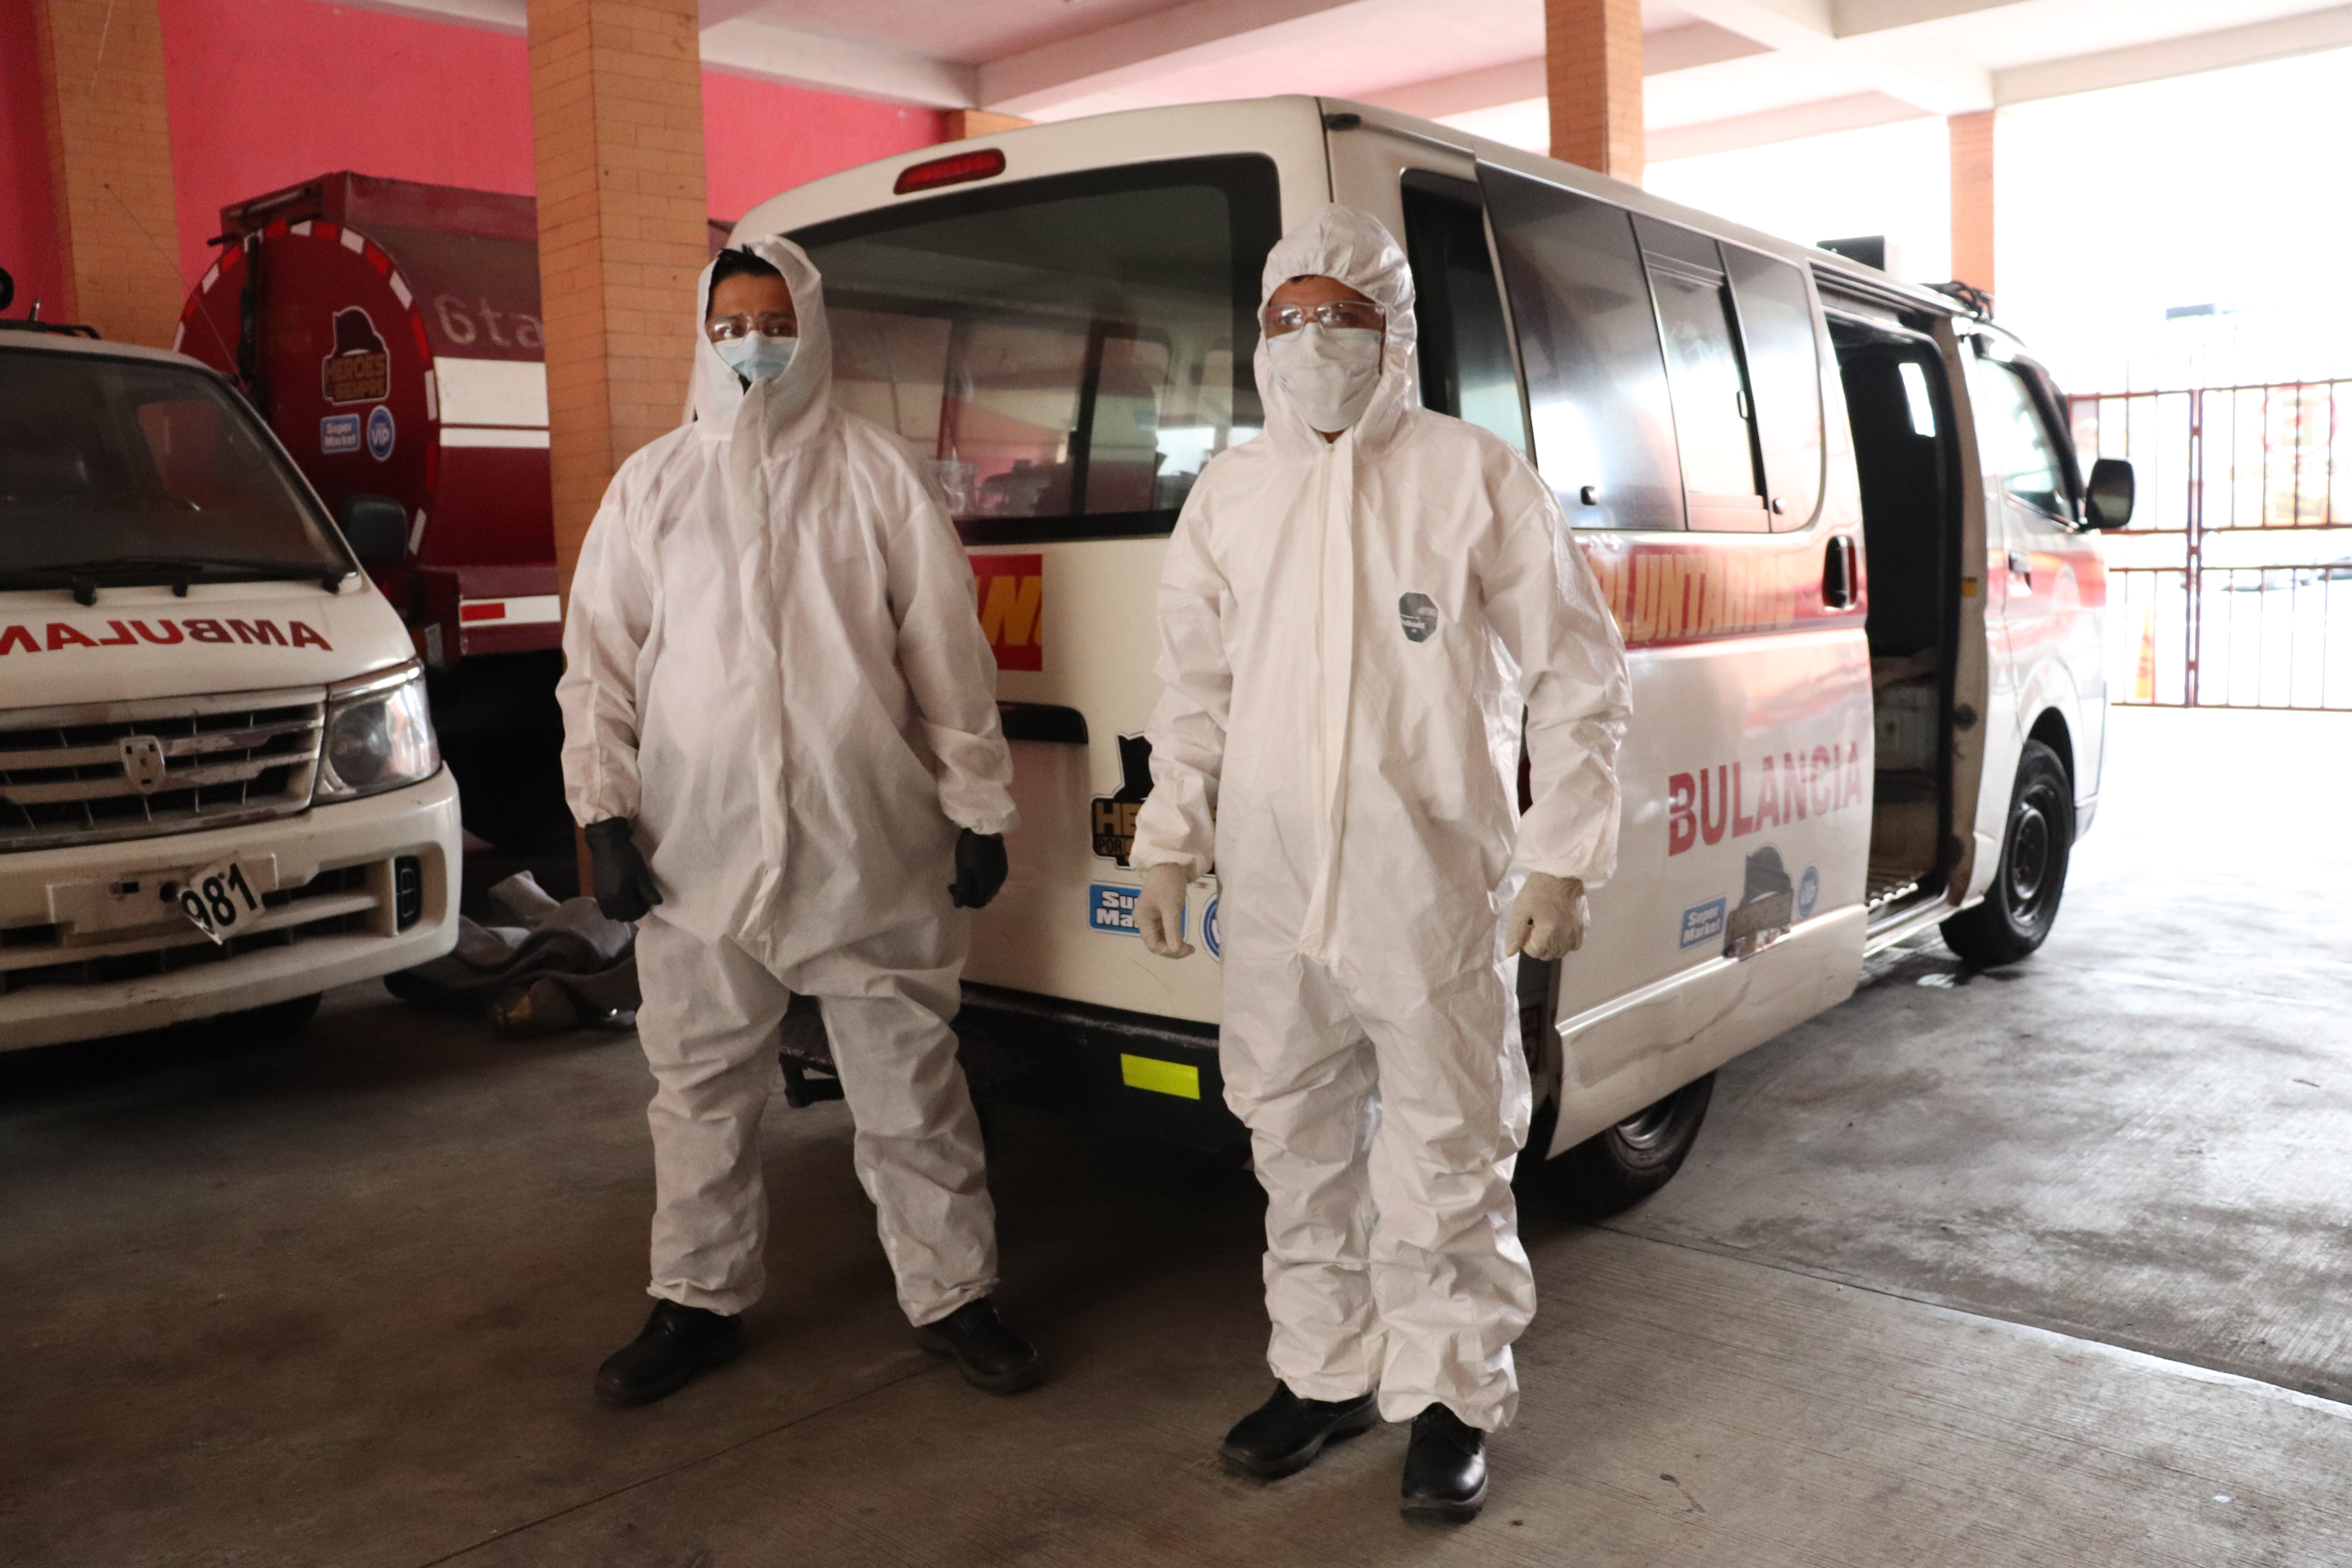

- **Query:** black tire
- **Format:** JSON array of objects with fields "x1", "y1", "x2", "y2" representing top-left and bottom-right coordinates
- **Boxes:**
[
  {"x1": 1519, "y1": 1074, "x2": 1715, "y2": 1222},
  {"x1": 1941, "y1": 739, "x2": 2073, "y2": 967},
  {"x1": 209, "y1": 991, "x2": 323, "y2": 1040}
]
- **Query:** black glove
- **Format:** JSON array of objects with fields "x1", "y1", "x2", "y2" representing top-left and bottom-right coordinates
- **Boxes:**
[
  {"x1": 583, "y1": 817, "x2": 662, "y2": 923},
  {"x1": 949, "y1": 829, "x2": 1008, "y2": 910}
]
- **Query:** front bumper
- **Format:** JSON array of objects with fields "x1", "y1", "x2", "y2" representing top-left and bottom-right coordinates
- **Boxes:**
[{"x1": 0, "y1": 769, "x2": 461, "y2": 1050}]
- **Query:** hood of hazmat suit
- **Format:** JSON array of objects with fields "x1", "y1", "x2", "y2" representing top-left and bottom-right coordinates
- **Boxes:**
[
  {"x1": 1126, "y1": 205, "x2": 1631, "y2": 1432},
  {"x1": 558, "y1": 235, "x2": 1018, "y2": 972}
]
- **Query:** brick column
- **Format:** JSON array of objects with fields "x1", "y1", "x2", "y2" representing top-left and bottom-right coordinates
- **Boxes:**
[
  {"x1": 944, "y1": 110, "x2": 1029, "y2": 141},
  {"x1": 1949, "y1": 110, "x2": 1995, "y2": 303},
  {"x1": 525, "y1": 0, "x2": 711, "y2": 606},
  {"x1": 1546, "y1": 0, "x2": 1643, "y2": 183},
  {"x1": 31, "y1": 0, "x2": 183, "y2": 345}
]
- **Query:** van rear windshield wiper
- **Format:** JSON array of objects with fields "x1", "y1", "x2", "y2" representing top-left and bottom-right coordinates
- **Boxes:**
[{"x1": 0, "y1": 555, "x2": 354, "y2": 604}]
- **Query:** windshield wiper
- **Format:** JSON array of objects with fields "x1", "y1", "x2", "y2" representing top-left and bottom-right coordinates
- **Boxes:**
[
  {"x1": 0, "y1": 566, "x2": 103, "y2": 605},
  {"x1": 0, "y1": 555, "x2": 354, "y2": 601}
]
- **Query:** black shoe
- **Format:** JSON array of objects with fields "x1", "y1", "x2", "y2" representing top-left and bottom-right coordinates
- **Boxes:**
[
  {"x1": 913, "y1": 1297, "x2": 1043, "y2": 1394},
  {"x1": 1218, "y1": 1384, "x2": 1381, "y2": 1481},
  {"x1": 1400, "y1": 1403, "x2": 1488, "y2": 1522},
  {"x1": 594, "y1": 1299, "x2": 746, "y2": 1408}
]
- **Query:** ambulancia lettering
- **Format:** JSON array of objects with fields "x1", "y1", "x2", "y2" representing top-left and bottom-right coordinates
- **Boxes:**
[
  {"x1": 0, "y1": 619, "x2": 334, "y2": 654},
  {"x1": 1666, "y1": 742, "x2": 1865, "y2": 856}
]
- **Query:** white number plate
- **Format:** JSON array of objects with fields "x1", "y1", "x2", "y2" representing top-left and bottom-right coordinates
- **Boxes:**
[{"x1": 177, "y1": 858, "x2": 265, "y2": 945}]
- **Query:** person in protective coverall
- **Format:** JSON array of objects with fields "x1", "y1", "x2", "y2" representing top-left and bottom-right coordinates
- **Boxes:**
[
  {"x1": 560, "y1": 240, "x2": 1042, "y2": 1408},
  {"x1": 1128, "y1": 207, "x2": 1631, "y2": 1521}
]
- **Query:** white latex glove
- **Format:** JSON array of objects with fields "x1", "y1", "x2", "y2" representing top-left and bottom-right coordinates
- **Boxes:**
[
  {"x1": 1506, "y1": 872, "x2": 1588, "y2": 960},
  {"x1": 1135, "y1": 862, "x2": 1195, "y2": 958}
]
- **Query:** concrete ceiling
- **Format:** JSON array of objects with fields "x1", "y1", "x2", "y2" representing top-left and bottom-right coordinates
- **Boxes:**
[{"x1": 350, "y1": 0, "x2": 2352, "y2": 162}]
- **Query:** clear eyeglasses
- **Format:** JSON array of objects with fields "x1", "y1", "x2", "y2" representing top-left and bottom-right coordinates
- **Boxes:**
[
  {"x1": 708, "y1": 312, "x2": 796, "y2": 342},
  {"x1": 1260, "y1": 300, "x2": 1386, "y2": 336}
]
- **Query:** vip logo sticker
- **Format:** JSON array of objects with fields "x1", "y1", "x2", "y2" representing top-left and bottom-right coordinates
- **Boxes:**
[
  {"x1": 1201, "y1": 894, "x2": 1221, "y2": 961},
  {"x1": 1679, "y1": 897, "x2": 1726, "y2": 949},
  {"x1": 1090, "y1": 734, "x2": 1154, "y2": 864},
  {"x1": 973, "y1": 552, "x2": 1042, "y2": 671},
  {"x1": 1797, "y1": 864, "x2": 1820, "y2": 919},
  {"x1": 366, "y1": 404, "x2": 397, "y2": 461},
  {"x1": 1398, "y1": 590, "x2": 1439, "y2": 643},
  {"x1": 320, "y1": 414, "x2": 361, "y2": 454},
  {"x1": 321, "y1": 307, "x2": 392, "y2": 404}
]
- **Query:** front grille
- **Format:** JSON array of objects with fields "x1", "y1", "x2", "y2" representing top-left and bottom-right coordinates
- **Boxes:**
[
  {"x1": 0, "y1": 863, "x2": 376, "y2": 995},
  {"x1": 0, "y1": 687, "x2": 323, "y2": 852}
]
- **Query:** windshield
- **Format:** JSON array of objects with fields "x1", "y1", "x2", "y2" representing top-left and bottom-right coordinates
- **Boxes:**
[
  {"x1": 793, "y1": 154, "x2": 1280, "y2": 544},
  {"x1": 0, "y1": 352, "x2": 348, "y2": 576}
]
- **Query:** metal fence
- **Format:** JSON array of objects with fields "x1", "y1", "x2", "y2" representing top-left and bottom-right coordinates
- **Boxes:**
[{"x1": 2073, "y1": 380, "x2": 2352, "y2": 710}]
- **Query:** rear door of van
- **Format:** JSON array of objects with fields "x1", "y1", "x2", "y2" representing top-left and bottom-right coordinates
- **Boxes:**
[{"x1": 779, "y1": 106, "x2": 1329, "y2": 1046}]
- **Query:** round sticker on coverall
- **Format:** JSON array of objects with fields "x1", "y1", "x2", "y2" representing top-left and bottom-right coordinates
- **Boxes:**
[{"x1": 1398, "y1": 592, "x2": 1439, "y2": 643}]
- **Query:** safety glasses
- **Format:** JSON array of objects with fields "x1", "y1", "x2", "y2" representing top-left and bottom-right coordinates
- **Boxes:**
[
  {"x1": 707, "y1": 312, "x2": 797, "y2": 342},
  {"x1": 1260, "y1": 301, "x2": 1386, "y2": 337}
]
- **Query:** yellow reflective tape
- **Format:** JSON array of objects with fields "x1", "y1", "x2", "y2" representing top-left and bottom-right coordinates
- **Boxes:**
[{"x1": 1120, "y1": 1053, "x2": 1201, "y2": 1100}]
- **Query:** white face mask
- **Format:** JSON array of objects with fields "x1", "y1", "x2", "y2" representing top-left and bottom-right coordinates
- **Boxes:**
[
  {"x1": 1267, "y1": 323, "x2": 1384, "y2": 434},
  {"x1": 714, "y1": 331, "x2": 798, "y2": 384}
]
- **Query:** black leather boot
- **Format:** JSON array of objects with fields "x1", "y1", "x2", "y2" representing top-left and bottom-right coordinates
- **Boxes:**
[
  {"x1": 913, "y1": 1297, "x2": 1043, "y2": 1394},
  {"x1": 1400, "y1": 1403, "x2": 1487, "y2": 1522},
  {"x1": 1218, "y1": 1383, "x2": 1381, "y2": 1481},
  {"x1": 595, "y1": 1299, "x2": 746, "y2": 1408}
]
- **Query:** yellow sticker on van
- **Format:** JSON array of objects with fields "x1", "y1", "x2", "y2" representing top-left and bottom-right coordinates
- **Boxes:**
[{"x1": 1120, "y1": 1054, "x2": 1200, "y2": 1100}]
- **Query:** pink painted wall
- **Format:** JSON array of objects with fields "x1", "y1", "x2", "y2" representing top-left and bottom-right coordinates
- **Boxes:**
[
  {"x1": 156, "y1": 0, "x2": 537, "y2": 290},
  {"x1": 702, "y1": 70, "x2": 945, "y2": 225},
  {"x1": 118, "y1": 0, "x2": 946, "y2": 293},
  {"x1": 0, "y1": 0, "x2": 61, "y2": 316}
]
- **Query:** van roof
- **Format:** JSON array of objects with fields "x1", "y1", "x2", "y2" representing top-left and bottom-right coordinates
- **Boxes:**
[
  {"x1": 735, "y1": 93, "x2": 1967, "y2": 328},
  {"x1": 0, "y1": 327, "x2": 224, "y2": 376}
]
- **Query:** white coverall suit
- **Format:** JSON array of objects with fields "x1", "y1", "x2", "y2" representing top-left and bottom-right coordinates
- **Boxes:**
[
  {"x1": 558, "y1": 236, "x2": 1019, "y2": 1325},
  {"x1": 1127, "y1": 207, "x2": 1631, "y2": 1430}
]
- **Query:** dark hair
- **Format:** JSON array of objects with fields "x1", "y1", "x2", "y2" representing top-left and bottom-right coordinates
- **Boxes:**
[{"x1": 709, "y1": 246, "x2": 784, "y2": 292}]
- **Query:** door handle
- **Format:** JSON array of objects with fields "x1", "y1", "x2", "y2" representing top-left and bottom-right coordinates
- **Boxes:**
[
  {"x1": 1822, "y1": 535, "x2": 1858, "y2": 610},
  {"x1": 2008, "y1": 549, "x2": 2033, "y2": 591}
]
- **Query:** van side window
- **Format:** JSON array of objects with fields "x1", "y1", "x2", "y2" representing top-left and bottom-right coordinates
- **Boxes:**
[
  {"x1": 1971, "y1": 356, "x2": 2073, "y2": 521},
  {"x1": 1480, "y1": 165, "x2": 1684, "y2": 530},
  {"x1": 1398, "y1": 171, "x2": 1528, "y2": 457},
  {"x1": 1723, "y1": 245, "x2": 1825, "y2": 530},
  {"x1": 1635, "y1": 216, "x2": 1766, "y2": 532}
]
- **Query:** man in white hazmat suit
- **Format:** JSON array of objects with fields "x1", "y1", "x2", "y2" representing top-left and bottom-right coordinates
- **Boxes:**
[
  {"x1": 560, "y1": 239, "x2": 1043, "y2": 1408},
  {"x1": 1128, "y1": 206, "x2": 1630, "y2": 1522}
]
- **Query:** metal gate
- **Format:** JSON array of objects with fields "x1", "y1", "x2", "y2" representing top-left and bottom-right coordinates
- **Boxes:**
[{"x1": 2073, "y1": 380, "x2": 2352, "y2": 709}]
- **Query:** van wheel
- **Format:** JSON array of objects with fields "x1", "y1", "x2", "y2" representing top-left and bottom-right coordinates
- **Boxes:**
[
  {"x1": 1942, "y1": 739, "x2": 2073, "y2": 967},
  {"x1": 1520, "y1": 1074, "x2": 1715, "y2": 1221}
]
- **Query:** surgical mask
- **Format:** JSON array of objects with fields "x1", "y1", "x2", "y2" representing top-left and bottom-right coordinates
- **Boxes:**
[
  {"x1": 1267, "y1": 323, "x2": 1383, "y2": 434},
  {"x1": 714, "y1": 331, "x2": 798, "y2": 384}
]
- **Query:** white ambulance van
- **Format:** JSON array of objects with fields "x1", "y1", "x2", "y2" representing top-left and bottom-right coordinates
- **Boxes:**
[
  {"x1": 734, "y1": 97, "x2": 2133, "y2": 1210},
  {"x1": 0, "y1": 320, "x2": 461, "y2": 1051}
]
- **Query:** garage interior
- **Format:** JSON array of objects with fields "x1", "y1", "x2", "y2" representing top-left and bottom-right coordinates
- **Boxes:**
[{"x1": 5, "y1": 0, "x2": 2352, "y2": 1563}]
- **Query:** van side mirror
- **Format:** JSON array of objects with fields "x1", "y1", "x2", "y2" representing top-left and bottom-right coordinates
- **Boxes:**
[
  {"x1": 338, "y1": 493, "x2": 409, "y2": 568},
  {"x1": 2085, "y1": 458, "x2": 2134, "y2": 530}
]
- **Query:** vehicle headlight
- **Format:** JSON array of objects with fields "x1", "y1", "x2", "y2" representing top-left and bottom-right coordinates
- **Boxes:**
[{"x1": 316, "y1": 662, "x2": 439, "y2": 802}]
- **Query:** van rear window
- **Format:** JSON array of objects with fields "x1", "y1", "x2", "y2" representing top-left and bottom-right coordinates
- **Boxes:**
[{"x1": 791, "y1": 155, "x2": 1281, "y2": 545}]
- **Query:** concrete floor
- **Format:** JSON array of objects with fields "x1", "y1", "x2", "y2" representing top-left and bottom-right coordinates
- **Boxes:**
[{"x1": 2, "y1": 708, "x2": 2348, "y2": 1566}]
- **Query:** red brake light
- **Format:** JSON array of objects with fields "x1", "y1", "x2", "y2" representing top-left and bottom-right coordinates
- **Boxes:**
[{"x1": 893, "y1": 148, "x2": 1007, "y2": 196}]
